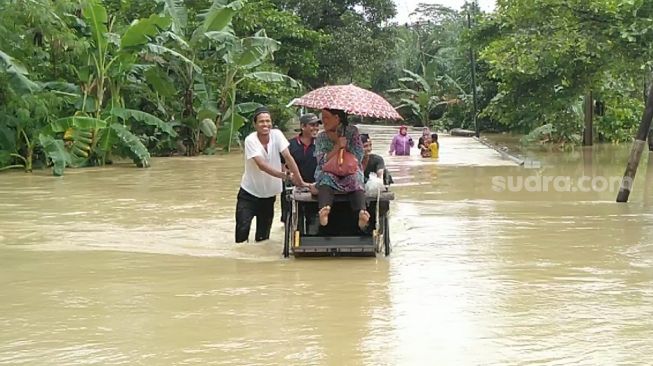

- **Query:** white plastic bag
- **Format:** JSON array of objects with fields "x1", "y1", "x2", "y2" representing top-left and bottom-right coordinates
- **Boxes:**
[{"x1": 365, "y1": 172, "x2": 385, "y2": 195}]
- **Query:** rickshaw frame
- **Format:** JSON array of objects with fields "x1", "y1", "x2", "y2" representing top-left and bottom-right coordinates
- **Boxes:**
[{"x1": 282, "y1": 187, "x2": 393, "y2": 258}]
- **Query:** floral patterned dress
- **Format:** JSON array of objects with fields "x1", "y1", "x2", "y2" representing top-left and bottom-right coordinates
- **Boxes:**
[{"x1": 314, "y1": 124, "x2": 364, "y2": 192}]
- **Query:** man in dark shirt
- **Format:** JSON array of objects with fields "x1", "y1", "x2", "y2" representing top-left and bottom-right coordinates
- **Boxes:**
[
  {"x1": 361, "y1": 134, "x2": 393, "y2": 185},
  {"x1": 288, "y1": 113, "x2": 320, "y2": 182},
  {"x1": 359, "y1": 133, "x2": 392, "y2": 235},
  {"x1": 281, "y1": 113, "x2": 321, "y2": 223}
]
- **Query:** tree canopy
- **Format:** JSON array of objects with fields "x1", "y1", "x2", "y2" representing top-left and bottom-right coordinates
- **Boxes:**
[{"x1": 2, "y1": 0, "x2": 652, "y2": 174}]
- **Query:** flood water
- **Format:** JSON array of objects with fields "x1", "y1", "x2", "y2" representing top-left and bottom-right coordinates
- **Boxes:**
[{"x1": 1, "y1": 126, "x2": 652, "y2": 365}]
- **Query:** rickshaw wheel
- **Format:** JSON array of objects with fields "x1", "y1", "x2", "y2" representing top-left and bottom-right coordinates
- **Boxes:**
[
  {"x1": 383, "y1": 215, "x2": 391, "y2": 256},
  {"x1": 282, "y1": 207, "x2": 291, "y2": 258}
]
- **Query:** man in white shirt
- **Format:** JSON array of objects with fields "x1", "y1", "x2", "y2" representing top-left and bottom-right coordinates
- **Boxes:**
[{"x1": 235, "y1": 106, "x2": 307, "y2": 243}]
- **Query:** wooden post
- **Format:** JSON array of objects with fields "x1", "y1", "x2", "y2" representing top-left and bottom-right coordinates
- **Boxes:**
[
  {"x1": 616, "y1": 82, "x2": 653, "y2": 202},
  {"x1": 583, "y1": 91, "x2": 593, "y2": 146}
]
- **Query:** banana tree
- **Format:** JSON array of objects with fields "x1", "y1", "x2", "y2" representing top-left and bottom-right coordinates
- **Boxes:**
[
  {"x1": 150, "y1": 0, "x2": 298, "y2": 152},
  {"x1": 35, "y1": 1, "x2": 178, "y2": 175},
  {"x1": 388, "y1": 69, "x2": 463, "y2": 127},
  {"x1": 214, "y1": 29, "x2": 299, "y2": 151},
  {"x1": 38, "y1": 116, "x2": 106, "y2": 176},
  {"x1": 38, "y1": 106, "x2": 178, "y2": 175},
  {"x1": 139, "y1": 0, "x2": 243, "y2": 153}
]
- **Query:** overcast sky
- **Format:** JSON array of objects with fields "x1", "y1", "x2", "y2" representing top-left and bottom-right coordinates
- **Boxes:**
[{"x1": 393, "y1": 0, "x2": 496, "y2": 23}]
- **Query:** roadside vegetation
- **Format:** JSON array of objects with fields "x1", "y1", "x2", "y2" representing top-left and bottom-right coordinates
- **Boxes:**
[{"x1": 2, "y1": 0, "x2": 651, "y2": 175}]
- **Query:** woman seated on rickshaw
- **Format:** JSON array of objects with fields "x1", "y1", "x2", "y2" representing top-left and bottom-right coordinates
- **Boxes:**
[{"x1": 315, "y1": 108, "x2": 370, "y2": 230}]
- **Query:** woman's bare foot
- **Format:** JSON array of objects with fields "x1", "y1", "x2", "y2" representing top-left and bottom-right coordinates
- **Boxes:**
[
  {"x1": 319, "y1": 206, "x2": 331, "y2": 226},
  {"x1": 358, "y1": 210, "x2": 370, "y2": 230}
]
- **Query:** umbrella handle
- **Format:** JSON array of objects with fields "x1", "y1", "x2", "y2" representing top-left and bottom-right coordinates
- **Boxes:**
[{"x1": 338, "y1": 148, "x2": 344, "y2": 164}]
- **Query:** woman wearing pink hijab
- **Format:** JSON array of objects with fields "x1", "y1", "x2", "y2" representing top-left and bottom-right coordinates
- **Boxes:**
[{"x1": 388, "y1": 125, "x2": 414, "y2": 156}]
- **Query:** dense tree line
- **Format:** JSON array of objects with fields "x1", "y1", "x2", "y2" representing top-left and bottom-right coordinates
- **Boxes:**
[{"x1": 1, "y1": 0, "x2": 651, "y2": 175}]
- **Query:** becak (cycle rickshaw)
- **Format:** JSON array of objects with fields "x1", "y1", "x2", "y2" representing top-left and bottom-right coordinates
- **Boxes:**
[
  {"x1": 282, "y1": 185, "x2": 393, "y2": 257},
  {"x1": 283, "y1": 84, "x2": 402, "y2": 258}
]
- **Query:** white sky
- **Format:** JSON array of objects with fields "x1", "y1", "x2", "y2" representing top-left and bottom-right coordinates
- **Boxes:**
[{"x1": 393, "y1": 0, "x2": 496, "y2": 23}]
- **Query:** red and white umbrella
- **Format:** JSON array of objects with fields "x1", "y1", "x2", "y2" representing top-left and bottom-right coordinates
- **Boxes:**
[{"x1": 292, "y1": 84, "x2": 403, "y2": 120}]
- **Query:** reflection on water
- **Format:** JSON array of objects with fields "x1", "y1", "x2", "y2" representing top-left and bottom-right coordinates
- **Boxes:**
[{"x1": 1, "y1": 126, "x2": 652, "y2": 365}]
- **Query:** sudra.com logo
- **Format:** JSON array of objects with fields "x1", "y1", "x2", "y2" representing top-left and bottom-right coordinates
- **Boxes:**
[{"x1": 491, "y1": 159, "x2": 629, "y2": 193}]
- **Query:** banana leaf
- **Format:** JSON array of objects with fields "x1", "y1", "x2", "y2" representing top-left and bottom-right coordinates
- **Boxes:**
[
  {"x1": 144, "y1": 44, "x2": 201, "y2": 73},
  {"x1": 402, "y1": 69, "x2": 431, "y2": 92},
  {"x1": 226, "y1": 34, "x2": 280, "y2": 69},
  {"x1": 0, "y1": 49, "x2": 40, "y2": 94},
  {"x1": 44, "y1": 116, "x2": 107, "y2": 135},
  {"x1": 387, "y1": 88, "x2": 419, "y2": 97},
  {"x1": 242, "y1": 72, "x2": 298, "y2": 88},
  {"x1": 109, "y1": 123, "x2": 151, "y2": 167},
  {"x1": 95, "y1": 127, "x2": 116, "y2": 164},
  {"x1": 41, "y1": 81, "x2": 81, "y2": 95},
  {"x1": 121, "y1": 14, "x2": 171, "y2": 49},
  {"x1": 199, "y1": 119, "x2": 217, "y2": 137},
  {"x1": 217, "y1": 109, "x2": 245, "y2": 149},
  {"x1": 194, "y1": 76, "x2": 213, "y2": 103},
  {"x1": 159, "y1": 31, "x2": 190, "y2": 50},
  {"x1": 110, "y1": 108, "x2": 177, "y2": 137},
  {"x1": 144, "y1": 67, "x2": 176, "y2": 97},
  {"x1": 204, "y1": 30, "x2": 237, "y2": 45},
  {"x1": 38, "y1": 134, "x2": 72, "y2": 176},
  {"x1": 400, "y1": 98, "x2": 421, "y2": 114},
  {"x1": 202, "y1": 1, "x2": 243, "y2": 33},
  {"x1": 162, "y1": 0, "x2": 188, "y2": 35},
  {"x1": 81, "y1": 0, "x2": 108, "y2": 50},
  {"x1": 190, "y1": 1, "x2": 241, "y2": 46},
  {"x1": 235, "y1": 102, "x2": 262, "y2": 114},
  {"x1": 198, "y1": 107, "x2": 219, "y2": 121}
]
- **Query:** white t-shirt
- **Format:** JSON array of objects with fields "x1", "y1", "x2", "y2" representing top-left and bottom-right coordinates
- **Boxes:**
[{"x1": 240, "y1": 129, "x2": 289, "y2": 198}]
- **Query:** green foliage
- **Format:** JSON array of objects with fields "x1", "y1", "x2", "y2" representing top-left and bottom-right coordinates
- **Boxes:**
[
  {"x1": 389, "y1": 69, "x2": 449, "y2": 126},
  {"x1": 38, "y1": 134, "x2": 71, "y2": 176},
  {"x1": 110, "y1": 108, "x2": 177, "y2": 137},
  {"x1": 4, "y1": 0, "x2": 652, "y2": 179},
  {"x1": 121, "y1": 15, "x2": 172, "y2": 49},
  {"x1": 199, "y1": 118, "x2": 217, "y2": 137},
  {"x1": 596, "y1": 97, "x2": 642, "y2": 143},
  {"x1": 476, "y1": 0, "x2": 653, "y2": 143},
  {"x1": 109, "y1": 123, "x2": 151, "y2": 167},
  {"x1": 272, "y1": 0, "x2": 398, "y2": 88},
  {"x1": 234, "y1": 0, "x2": 323, "y2": 81},
  {"x1": 378, "y1": 6, "x2": 485, "y2": 131},
  {"x1": 0, "y1": 50, "x2": 39, "y2": 93}
]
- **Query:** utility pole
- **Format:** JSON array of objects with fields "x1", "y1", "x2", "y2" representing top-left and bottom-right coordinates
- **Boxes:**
[{"x1": 467, "y1": 1, "x2": 479, "y2": 138}]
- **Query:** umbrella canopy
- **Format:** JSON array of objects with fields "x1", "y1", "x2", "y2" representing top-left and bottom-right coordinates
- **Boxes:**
[{"x1": 292, "y1": 84, "x2": 403, "y2": 120}]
